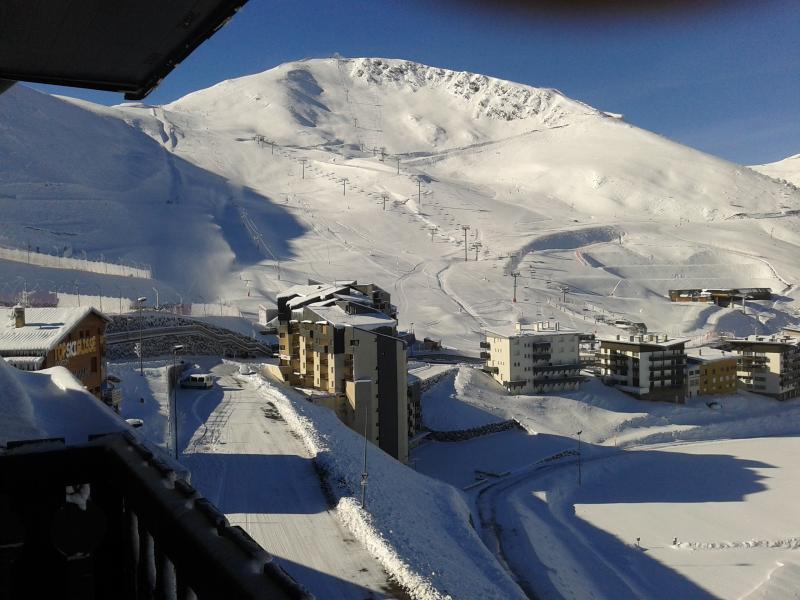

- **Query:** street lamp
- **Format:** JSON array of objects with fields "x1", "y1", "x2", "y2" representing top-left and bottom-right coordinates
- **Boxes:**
[
  {"x1": 90, "y1": 282, "x2": 102, "y2": 312},
  {"x1": 361, "y1": 400, "x2": 369, "y2": 509},
  {"x1": 152, "y1": 286, "x2": 160, "y2": 310},
  {"x1": 171, "y1": 344, "x2": 184, "y2": 459},
  {"x1": 137, "y1": 296, "x2": 147, "y2": 375},
  {"x1": 576, "y1": 430, "x2": 583, "y2": 486}
]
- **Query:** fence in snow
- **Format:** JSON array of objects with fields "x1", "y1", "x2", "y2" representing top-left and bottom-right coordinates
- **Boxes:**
[
  {"x1": 53, "y1": 293, "x2": 242, "y2": 317},
  {"x1": 0, "y1": 245, "x2": 151, "y2": 279}
]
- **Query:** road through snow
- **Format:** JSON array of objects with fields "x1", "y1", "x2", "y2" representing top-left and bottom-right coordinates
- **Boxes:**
[{"x1": 180, "y1": 363, "x2": 400, "y2": 599}]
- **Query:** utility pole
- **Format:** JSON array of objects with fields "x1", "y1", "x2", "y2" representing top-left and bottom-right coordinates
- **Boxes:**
[
  {"x1": 342, "y1": 178, "x2": 348, "y2": 196},
  {"x1": 417, "y1": 179, "x2": 422, "y2": 206},
  {"x1": 576, "y1": 430, "x2": 582, "y2": 486},
  {"x1": 171, "y1": 345, "x2": 184, "y2": 459},
  {"x1": 300, "y1": 158, "x2": 307, "y2": 179},
  {"x1": 137, "y1": 296, "x2": 147, "y2": 375},
  {"x1": 511, "y1": 272, "x2": 520, "y2": 302},
  {"x1": 361, "y1": 400, "x2": 369, "y2": 509},
  {"x1": 472, "y1": 241, "x2": 482, "y2": 261},
  {"x1": 460, "y1": 225, "x2": 471, "y2": 261},
  {"x1": 396, "y1": 157, "x2": 400, "y2": 175},
  {"x1": 382, "y1": 194, "x2": 387, "y2": 211}
]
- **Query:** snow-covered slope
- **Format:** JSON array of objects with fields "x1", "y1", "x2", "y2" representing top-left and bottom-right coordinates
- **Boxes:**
[
  {"x1": 3, "y1": 57, "x2": 800, "y2": 348},
  {"x1": 751, "y1": 152, "x2": 800, "y2": 186}
]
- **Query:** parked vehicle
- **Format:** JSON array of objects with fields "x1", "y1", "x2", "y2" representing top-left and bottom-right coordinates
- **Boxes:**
[{"x1": 181, "y1": 373, "x2": 214, "y2": 389}]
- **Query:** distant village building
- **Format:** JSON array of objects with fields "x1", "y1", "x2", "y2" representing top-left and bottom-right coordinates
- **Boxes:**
[
  {"x1": 481, "y1": 321, "x2": 583, "y2": 394},
  {"x1": 276, "y1": 281, "x2": 408, "y2": 462},
  {"x1": 721, "y1": 333, "x2": 800, "y2": 400},
  {"x1": 668, "y1": 288, "x2": 771, "y2": 306},
  {"x1": 597, "y1": 333, "x2": 687, "y2": 402},
  {"x1": 685, "y1": 347, "x2": 737, "y2": 399},
  {"x1": 0, "y1": 305, "x2": 110, "y2": 399}
]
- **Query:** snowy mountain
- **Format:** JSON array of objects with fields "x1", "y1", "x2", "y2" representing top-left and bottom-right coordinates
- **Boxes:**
[
  {"x1": 751, "y1": 152, "x2": 800, "y2": 186},
  {"x1": 2, "y1": 57, "x2": 800, "y2": 347}
]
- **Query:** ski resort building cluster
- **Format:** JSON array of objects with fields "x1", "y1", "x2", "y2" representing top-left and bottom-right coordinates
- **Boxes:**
[{"x1": 276, "y1": 281, "x2": 409, "y2": 462}]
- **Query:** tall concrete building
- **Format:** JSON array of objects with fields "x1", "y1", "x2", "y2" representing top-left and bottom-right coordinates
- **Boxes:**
[
  {"x1": 597, "y1": 333, "x2": 687, "y2": 402},
  {"x1": 276, "y1": 281, "x2": 408, "y2": 462},
  {"x1": 481, "y1": 321, "x2": 583, "y2": 394}
]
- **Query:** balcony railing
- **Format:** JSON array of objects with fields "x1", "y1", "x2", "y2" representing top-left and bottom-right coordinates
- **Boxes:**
[{"x1": 0, "y1": 432, "x2": 309, "y2": 600}]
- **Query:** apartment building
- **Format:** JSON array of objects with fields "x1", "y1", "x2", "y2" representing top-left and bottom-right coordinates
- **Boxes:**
[
  {"x1": 685, "y1": 347, "x2": 737, "y2": 399},
  {"x1": 481, "y1": 321, "x2": 583, "y2": 394},
  {"x1": 721, "y1": 334, "x2": 800, "y2": 400},
  {"x1": 277, "y1": 281, "x2": 408, "y2": 462},
  {"x1": 597, "y1": 333, "x2": 687, "y2": 402}
]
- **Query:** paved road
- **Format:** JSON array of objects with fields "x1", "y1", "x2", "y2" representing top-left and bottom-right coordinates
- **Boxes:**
[{"x1": 180, "y1": 363, "x2": 400, "y2": 599}]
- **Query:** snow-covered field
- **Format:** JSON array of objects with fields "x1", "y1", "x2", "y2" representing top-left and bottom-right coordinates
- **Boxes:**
[{"x1": 412, "y1": 366, "x2": 800, "y2": 599}]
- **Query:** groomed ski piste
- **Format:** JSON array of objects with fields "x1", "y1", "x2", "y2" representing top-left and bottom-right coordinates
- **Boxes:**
[{"x1": 3, "y1": 56, "x2": 800, "y2": 598}]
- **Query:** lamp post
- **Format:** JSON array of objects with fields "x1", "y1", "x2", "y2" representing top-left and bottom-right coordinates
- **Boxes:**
[
  {"x1": 152, "y1": 287, "x2": 160, "y2": 310},
  {"x1": 137, "y1": 296, "x2": 147, "y2": 375},
  {"x1": 361, "y1": 400, "x2": 369, "y2": 509},
  {"x1": 576, "y1": 430, "x2": 583, "y2": 486},
  {"x1": 90, "y1": 282, "x2": 103, "y2": 312},
  {"x1": 171, "y1": 344, "x2": 184, "y2": 459},
  {"x1": 113, "y1": 284, "x2": 123, "y2": 314}
]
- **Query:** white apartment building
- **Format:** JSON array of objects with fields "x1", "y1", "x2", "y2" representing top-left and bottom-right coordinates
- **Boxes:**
[
  {"x1": 481, "y1": 321, "x2": 582, "y2": 394},
  {"x1": 597, "y1": 333, "x2": 687, "y2": 402},
  {"x1": 722, "y1": 333, "x2": 800, "y2": 400}
]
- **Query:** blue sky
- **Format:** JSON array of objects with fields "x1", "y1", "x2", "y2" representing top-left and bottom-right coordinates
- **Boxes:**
[{"x1": 35, "y1": 0, "x2": 799, "y2": 165}]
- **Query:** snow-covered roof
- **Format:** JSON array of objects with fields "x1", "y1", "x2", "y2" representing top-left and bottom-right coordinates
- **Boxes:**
[
  {"x1": 485, "y1": 326, "x2": 578, "y2": 339},
  {"x1": 307, "y1": 304, "x2": 396, "y2": 330},
  {"x1": 0, "y1": 306, "x2": 109, "y2": 356},
  {"x1": 4, "y1": 356, "x2": 46, "y2": 369},
  {"x1": 278, "y1": 283, "x2": 348, "y2": 303},
  {"x1": 686, "y1": 348, "x2": 735, "y2": 363},
  {"x1": 599, "y1": 334, "x2": 688, "y2": 348},
  {"x1": 0, "y1": 359, "x2": 125, "y2": 446}
]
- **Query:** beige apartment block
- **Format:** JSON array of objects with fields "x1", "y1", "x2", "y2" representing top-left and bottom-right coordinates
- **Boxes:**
[
  {"x1": 481, "y1": 321, "x2": 583, "y2": 394},
  {"x1": 722, "y1": 333, "x2": 800, "y2": 400},
  {"x1": 277, "y1": 281, "x2": 408, "y2": 462}
]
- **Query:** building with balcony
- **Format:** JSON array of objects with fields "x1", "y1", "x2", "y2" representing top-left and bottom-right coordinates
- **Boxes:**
[
  {"x1": 481, "y1": 321, "x2": 583, "y2": 394},
  {"x1": 719, "y1": 334, "x2": 800, "y2": 400},
  {"x1": 685, "y1": 347, "x2": 738, "y2": 399},
  {"x1": 597, "y1": 333, "x2": 687, "y2": 402},
  {"x1": 0, "y1": 305, "x2": 110, "y2": 399},
  {"x1": 276, "y1": 281, "x2": 408, "y2": 462}
]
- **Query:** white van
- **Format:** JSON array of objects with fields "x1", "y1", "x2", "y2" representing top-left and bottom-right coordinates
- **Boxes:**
[{"x1": 181, "y1": 373, "x2": 214, "y2": 389}]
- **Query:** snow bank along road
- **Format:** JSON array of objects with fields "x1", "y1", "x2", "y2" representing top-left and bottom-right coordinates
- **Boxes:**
[{"x1": 179, "y1": 363, "x2": 399, "y2": 599}]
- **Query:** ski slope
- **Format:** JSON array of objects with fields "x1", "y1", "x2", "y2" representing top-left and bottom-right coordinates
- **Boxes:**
[{"x1": 2, "y1": 57, "x2": 800, "y2": 350}]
